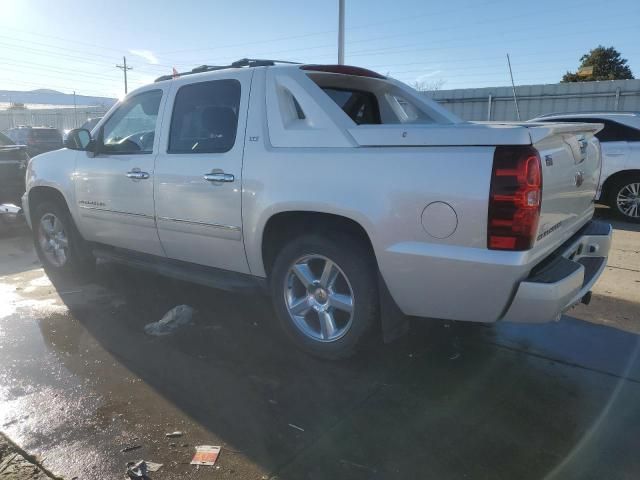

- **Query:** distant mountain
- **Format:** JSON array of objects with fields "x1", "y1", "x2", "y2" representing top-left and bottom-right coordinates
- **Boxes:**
[{"x1": 0, "y1": 89, "x2": 116, "y2": 108}]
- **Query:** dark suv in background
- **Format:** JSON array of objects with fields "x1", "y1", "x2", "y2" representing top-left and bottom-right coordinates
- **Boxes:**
[
  {"x1": 5, "y1": 126, "x2": 63, "y2": 157},
  {"x1": 0, "y1": 132, "x2": 28, "y2": 205}
]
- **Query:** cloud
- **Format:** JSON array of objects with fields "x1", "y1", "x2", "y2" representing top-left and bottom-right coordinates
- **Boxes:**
[
  {"x1": 129, "y1": 49, "x2": 159, "y2": 64},
  {"x1": 415, "y1": 70, "x2": 442, "y2": 82}
]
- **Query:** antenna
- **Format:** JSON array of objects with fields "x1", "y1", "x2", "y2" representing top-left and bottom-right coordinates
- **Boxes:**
[{"x1": 506, "y1": 53, "x2": 521, "y2": 121}]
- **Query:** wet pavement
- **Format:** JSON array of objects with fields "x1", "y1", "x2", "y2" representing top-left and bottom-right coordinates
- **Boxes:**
[{"x1": 0, "y1": 211, "x2": 639, "y2": 480}]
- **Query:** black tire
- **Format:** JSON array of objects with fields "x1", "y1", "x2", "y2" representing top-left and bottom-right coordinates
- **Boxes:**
[
  {"x1": 32, "y1": 200, "x2": 95, "y2": 277},
  {"x1": 607, "y1": 174, "x2": 640, "y2": 223},
  {"x1": 269, "y1": 233, "x2": 379, "y2": 360}
]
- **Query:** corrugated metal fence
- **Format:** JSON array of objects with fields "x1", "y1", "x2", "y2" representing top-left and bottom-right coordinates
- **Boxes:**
[
  {"x1": 0, "y1": 107, "x2": 108, "y2": 132},
  {"x1": 425, "y1": 79, "x2": 640, "y2": 121}
]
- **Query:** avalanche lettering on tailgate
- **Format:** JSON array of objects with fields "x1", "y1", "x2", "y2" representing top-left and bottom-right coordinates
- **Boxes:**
[{"x1": 537, "y1": 221, "x2": 563, "y2": 241}]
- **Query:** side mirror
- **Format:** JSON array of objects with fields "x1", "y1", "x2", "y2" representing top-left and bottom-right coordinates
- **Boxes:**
[{"x1": 65, "y1": 128, "x2": 92, "y2": 151}]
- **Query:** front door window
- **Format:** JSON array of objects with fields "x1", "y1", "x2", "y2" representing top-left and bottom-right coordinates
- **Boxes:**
[{"x1": 101, "y1": 90, "x2": 162, "y2": 154}]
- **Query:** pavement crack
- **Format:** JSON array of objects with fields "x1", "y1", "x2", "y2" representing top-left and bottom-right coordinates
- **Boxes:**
[
  {"x1": 606, "y1": 265, "x2": 640, "y2": 273},
  {"x1": 269, "y1": 379, "x2": 389, "y2": 477},
  {"x1": 484, "y1": 340, "x2": 640, "y2": 385}
]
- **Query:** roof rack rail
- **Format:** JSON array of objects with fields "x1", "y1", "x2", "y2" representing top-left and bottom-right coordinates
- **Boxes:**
[{"x1": 155, "y1": 58, "x2": 301, "y2": 82}]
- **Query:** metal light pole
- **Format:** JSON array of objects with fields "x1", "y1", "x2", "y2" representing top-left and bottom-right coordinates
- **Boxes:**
[{"x1": 338, "y1": 0, "x2": 345, "y2": 64}]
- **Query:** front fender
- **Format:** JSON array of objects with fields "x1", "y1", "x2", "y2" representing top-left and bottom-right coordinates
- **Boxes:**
[{"x1": 26, "y1": 149, "x2": 79, "y2": 221}]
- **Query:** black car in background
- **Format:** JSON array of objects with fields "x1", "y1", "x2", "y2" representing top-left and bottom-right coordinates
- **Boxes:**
[
  {"x1": 0, "y1": 132, "x2": 28, "y2": 205},
  {"x1": 5, "y1": 126, "x2": 63, "y2": 157}
]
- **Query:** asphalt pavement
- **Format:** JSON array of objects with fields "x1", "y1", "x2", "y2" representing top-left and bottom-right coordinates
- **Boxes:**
[{"x1": 0, "y1": 209, "x2": 638, "y2": 480}]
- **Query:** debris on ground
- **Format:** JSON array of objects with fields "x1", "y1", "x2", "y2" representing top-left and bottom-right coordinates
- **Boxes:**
[
  {"x1": 121, "y1": 444, "x2": 142, "y2": 453},
  {"x1": 190, "y1": 446, "x2": 221, "y2": 466},
  {"x1": 288, "y1": 423, "x2": 305, "y2": 432},
  {"x1": 0, "y1": 434, "x2": 54, "y2": 479},
  {"x1": 144, "y1": 305, "x2": 194, "y2": 336},
  {"x1": 145, "y1": 462, "x2": 163, "y2": 472},
  {"x1": 165, "y1": 431, "x2": 183, "y2": 438},
  {"x1": 125, "y1": 460, "x2": 163, "y2": 479},
  {"x1": 126, "y1": 460, "x2": 148, "y2": 479}
]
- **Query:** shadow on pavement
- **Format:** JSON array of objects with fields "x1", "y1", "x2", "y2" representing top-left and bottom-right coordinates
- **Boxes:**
[
  {"x1": 593, "y1": 206, "x2": 640, "y2": 232},
  {"x1": 37, "y1": 260, "x2": 640, "y2": 480}
]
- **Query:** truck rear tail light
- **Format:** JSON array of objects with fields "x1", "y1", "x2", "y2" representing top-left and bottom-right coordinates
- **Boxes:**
[{"x1": 488, "y1": 146, "x2": 542, "y2": 251}]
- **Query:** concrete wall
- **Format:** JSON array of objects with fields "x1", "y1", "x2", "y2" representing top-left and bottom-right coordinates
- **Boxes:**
[
  {"x1": 0, "y1": 107, "x2": 108, "y2": 132},
  {"x1": 425, "y1": 79, "x2": 640, "y2": 121}
]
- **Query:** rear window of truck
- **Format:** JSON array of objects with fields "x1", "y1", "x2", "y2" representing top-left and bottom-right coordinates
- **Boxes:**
[
  {"x1": 322, "y1": 88, "x2": 382, "y2": 125},
  {"x1": 31, "y1": 129, "x2": 62, "y2": 141}
]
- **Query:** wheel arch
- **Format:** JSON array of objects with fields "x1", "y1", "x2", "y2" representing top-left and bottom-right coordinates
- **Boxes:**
[
  {"x1": 261, "y1": 210, "x2": 377, "y2": 277},
  {"x1": 600, "y1": 169, "x2": 640, "y2": 201},
  {"x1": 28, "y1": 186, "x2": 71, "y2": 225}
]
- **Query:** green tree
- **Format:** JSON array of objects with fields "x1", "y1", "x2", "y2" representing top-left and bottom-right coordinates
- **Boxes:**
[{"x1": 562, "y1": 46, "x2": 634, "y2": 82}]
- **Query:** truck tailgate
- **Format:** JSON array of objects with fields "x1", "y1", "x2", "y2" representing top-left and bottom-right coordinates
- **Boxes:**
[{"x1": 528, "y1": 122, "x2": 602, "y2": 251}]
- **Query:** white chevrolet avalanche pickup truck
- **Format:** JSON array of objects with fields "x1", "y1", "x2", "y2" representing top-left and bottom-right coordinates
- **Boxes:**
[{"x1": 22, "y1": 59, "x2": 612, "y2": 359}]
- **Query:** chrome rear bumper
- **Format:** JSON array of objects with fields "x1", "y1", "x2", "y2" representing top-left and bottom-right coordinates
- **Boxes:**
[{"x1": 501, "y1": 220, "x2": 612, "y2": 323}]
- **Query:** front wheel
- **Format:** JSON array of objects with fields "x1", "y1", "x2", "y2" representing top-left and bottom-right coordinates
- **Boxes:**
[
  {"x1": 609, "y1": 175, "x2": 640, "y2": 223},
  {"x1": 269, "y1": 233, "x2": 379, "y2": 360},
  {"x1": 32, "y1": 200, "x2": 95, "y2": 277}
]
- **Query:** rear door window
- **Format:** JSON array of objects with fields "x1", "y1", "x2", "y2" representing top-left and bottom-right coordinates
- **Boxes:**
[
  {"x1": 322, "y1": 87, "x2": 381, "y2": 125},
  {"x1": 168, "y1": 79, "x2": 241, "y2": 154}
]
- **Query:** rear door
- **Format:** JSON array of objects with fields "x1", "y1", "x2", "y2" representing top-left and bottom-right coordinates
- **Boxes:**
[
  {"x1": 154, "y1": 70, "x2": 252, "y2": 273},
  {"x1": 75, "y1": 88, "x2": 168, "y2": 256}
]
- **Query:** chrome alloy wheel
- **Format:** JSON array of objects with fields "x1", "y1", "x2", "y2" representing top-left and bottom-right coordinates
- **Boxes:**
[
  {"x1": 616, "y1": 182, "x2": 640, "y2": 219},
  {"x1": 284, "y1": 254, "x2": 355, "y2": 342},
  {"x1": 38, "y1": 213, "x2": 69, "y2": 267}
]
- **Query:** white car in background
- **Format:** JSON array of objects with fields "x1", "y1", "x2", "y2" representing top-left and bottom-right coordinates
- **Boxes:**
[{"x1": 530, "y1": 112, "x2": 640, "y2": 222}]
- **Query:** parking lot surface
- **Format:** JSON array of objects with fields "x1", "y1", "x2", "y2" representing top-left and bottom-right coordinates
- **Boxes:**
[{"x1": 0, "y1": 210, "x2": 639, "y2": 480}]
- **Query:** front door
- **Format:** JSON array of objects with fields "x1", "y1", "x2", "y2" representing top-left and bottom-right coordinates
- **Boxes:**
[
  {"x1": 75, "y1": 88, "x2": 167, "y2": 256},
  {"x1": 154, "y1": 71, "x2": 252, "y2": 273}
]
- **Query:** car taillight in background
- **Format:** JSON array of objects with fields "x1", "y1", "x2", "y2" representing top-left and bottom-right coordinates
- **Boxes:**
[{"x1": 488, "y1": 146, "x2": 542, "y2": 251}]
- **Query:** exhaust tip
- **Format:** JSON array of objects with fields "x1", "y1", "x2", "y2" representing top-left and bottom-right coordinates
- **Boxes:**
[{"x1": 581, "y1": 291, "x2": 592, "y2": 305}]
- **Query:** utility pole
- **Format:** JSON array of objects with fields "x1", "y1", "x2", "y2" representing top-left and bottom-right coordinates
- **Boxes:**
[
  {"x1": 338, "y1": 0, "x2": 345, "y2": 65},
  {"x1": 73, "y1": 90, "x2": 77, "y2": 127},
  {"x1": 116, "y1": 56, "x2": 133, "y2": 94},
  {"x1": 506, "y1": 53, "x2": 521, "y2": 121}
]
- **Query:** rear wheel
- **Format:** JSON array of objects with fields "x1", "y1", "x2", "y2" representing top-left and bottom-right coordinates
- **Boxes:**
[
  {"x1": 608, "y1": 174, "x2": 640, "y2": 223},
  {"x1": 32, "y1": 201, "x2": 94, "y2": 277},
  {"x1": 269, "y1": 233, "x2": 378, "y2": 359}
]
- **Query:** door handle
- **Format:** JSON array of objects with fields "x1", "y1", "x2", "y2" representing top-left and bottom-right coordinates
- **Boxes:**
[
  {"x1": 204, "y1": 172, "x2": 235, "y2": 182},
  {"x1": 126, "y1": 170, "x2": 150, "y2": 180}
]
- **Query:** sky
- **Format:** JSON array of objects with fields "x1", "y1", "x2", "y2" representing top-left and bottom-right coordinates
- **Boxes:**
[{"x1": 0, "y1": 0, "x2": 638, "y2": 99}]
